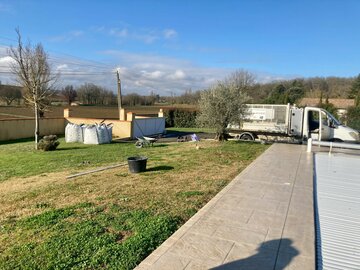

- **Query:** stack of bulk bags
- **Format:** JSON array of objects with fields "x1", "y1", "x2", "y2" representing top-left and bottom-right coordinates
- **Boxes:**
[
  {"x1": 65, "y1": 123, "x2": 84, "y2": 143},
  {"x1": 66, "y1": 122, "x2": 113, "y2": 145}
]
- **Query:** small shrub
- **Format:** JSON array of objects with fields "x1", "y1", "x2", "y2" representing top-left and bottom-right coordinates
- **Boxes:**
[{"x1": 38, "y1": 135, "x2": 60, "y2": 151}]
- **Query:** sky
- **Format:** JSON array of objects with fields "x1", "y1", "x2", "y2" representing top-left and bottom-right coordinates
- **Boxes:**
[{"x1": 0, "y1": 0, "x2": 360, "y2": 95}]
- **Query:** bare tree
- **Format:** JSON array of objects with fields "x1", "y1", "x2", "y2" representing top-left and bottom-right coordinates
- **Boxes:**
[
  {"x1": 0, "y1": 85, "x2": 22, "y2": 105},
  {"x1": 77, "y1": 83, "x2": 101, "y2": 105},
  {"x1": 8, "y1": 29, "x2": 56, "y2": 149},
  {"x1": 61, "y1": 85, "x2": 77, "y2": 105},
  {"x1": 197, "y1": 83, "x2": 250, "y2": 141},
  {"x1": 225, "y1": 69, "x2": 255, "y2": 89}
]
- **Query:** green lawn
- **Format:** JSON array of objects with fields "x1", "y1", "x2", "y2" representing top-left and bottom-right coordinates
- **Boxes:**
[
  {"x1": 0, "y1": 138, "x2": 139, "y2": 182},
  {"x1": 0, "y1": 134, "x2": 268, "y2": 269}
]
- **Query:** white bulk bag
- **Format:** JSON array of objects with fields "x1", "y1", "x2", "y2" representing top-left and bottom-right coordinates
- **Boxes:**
[
  {"x1": 83, "y1": 125, "x2": 99, "y2": 144},
  {"x1": 106, "y1": 124, "x2": 113, "y2": 142},
  {"x1": 97, "y1": 124, "x2": 110, "y2": 144},
  {"x1": 65, "y1": 123, "x2": 84, "y2": 143}
]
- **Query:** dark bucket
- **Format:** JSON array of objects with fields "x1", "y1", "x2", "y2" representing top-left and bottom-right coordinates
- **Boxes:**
[{"x1": 127, "y1": 156, "x2": 148, "y2": 173}]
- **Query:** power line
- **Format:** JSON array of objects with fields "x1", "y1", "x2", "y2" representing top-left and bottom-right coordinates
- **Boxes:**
[
  {"x1": 0, "y1": 53, "x2": 114, "y2": 71},
  {"x1": 0, "y1": 71, "x2": 115, "y2": 75},
  {"x1": 0, "y1": 38, "x2": 115, "y2": 70}
]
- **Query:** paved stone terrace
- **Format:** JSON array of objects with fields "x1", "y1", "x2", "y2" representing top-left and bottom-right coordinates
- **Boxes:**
[{"x1": 135, "y1": 144, "x2": 315, "y2": 270}]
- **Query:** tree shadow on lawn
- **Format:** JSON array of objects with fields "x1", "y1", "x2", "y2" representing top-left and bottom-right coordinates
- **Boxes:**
[
  {"x1": 152, "y1": 144, "x2": 168, "y2": 148},
  {"x1": 146, "y1": 165, "x2": 174, "y2": 172},
  {"x1": 0, "y1": 137, "x2": 35, "y2": 145},
  {"x1": 56, "y1": 147, "x2": 84, "y2": 151}
]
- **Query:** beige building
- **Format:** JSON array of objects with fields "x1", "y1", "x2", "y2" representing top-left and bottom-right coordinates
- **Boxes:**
[{"x1": 299, "y1": 98, "x2": 355, "y2": 118}]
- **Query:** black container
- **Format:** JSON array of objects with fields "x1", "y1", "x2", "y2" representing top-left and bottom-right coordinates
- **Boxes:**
[{"x1": 127, "y1": 156, "x2": 148, "y2": 173}]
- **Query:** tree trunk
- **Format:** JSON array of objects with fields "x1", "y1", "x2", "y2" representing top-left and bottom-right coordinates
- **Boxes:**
[
  {"x1": 34, "y1": 102, "x2": 39, "y2": 150},
  {"x1": 215, "y1": 132, "x2": 228, "y2": 141}
]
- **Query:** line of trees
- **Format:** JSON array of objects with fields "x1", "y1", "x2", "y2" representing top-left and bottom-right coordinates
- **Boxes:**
[
  {"x1": 2, "y1": 75, "x2": 359, "y2": 108},
  {"x1": 158, "y1": 76, "x2": 360, "y2": 106},
  {"x1": 60, "y1": 84, "x2": 160, "y2": 106}
]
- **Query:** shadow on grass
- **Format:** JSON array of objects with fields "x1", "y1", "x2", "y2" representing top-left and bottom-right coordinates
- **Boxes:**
[
  {"x1": 152, "y1": 144, "x2": 168, "y2": 148},
  {"x1": 146, "y1": 165, "x2": 174, "y2": 172},
  {"x1": 56, "y1": 147, "x2": 84, "y2": 151},
  {"x1": 0, "y1": 135, "x2": 65, "y2": 145},
  {"x1": 0, "y1": 137, "x2": 35, "y2": 145}
]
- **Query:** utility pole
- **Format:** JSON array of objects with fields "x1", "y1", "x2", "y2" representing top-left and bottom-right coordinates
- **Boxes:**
[{"x1": 116, "y1": 70, "x2": 122, "y2": 119}]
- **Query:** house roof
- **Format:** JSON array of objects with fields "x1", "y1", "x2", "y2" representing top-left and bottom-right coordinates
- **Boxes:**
[{"x1": 299, "y1": 98, "x2": 355, "y2": 108}]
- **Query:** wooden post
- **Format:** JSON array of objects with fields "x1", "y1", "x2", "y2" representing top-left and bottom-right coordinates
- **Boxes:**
[
  {"x1": 117, "y1": 70, "x2": 122, "y2": 120},
  {"x1": 64, "y1": 108, "x2": 71, "y2": 118},
  {"x1": 127, "y1": 112, "x2": 135, "y2": 121},
  {"x1": 120, "y1": 108, "x2": 126, "y2": 121}
]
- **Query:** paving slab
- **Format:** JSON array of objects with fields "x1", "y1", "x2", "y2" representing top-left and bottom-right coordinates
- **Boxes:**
[{"x1": 135, "y1": 143, "x2": 315, "y2": 270}]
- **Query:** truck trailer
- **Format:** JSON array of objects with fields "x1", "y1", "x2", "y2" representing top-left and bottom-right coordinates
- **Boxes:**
[{"x1": 228, "y1": 104, "x2": 360, "y2": 143}]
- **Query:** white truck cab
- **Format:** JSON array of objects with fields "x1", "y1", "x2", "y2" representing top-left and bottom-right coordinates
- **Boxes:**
[{"x1": 303, "y1": 107, "x2": 360, "y2": 142}]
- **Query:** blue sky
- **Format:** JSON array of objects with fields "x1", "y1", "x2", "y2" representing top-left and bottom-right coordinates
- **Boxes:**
[{"x1": 0, "y1": 0, "x2": 360, "y2": 95}]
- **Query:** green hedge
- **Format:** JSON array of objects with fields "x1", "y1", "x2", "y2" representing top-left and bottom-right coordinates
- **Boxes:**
[
  {"x1": 165, "y1": 109, "x2": 197, "y2": 128},
  {"x1": 346, "y1": 106, "x2": 360, "y2": 131}
]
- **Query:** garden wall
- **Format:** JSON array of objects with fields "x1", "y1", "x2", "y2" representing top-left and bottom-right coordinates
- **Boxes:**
[
  {"x1": 0, "y1": 118, "x2": 65, "y2": 141},
  {"x1": 0, "y1": 108, "x2": 165, "y2": 141}
]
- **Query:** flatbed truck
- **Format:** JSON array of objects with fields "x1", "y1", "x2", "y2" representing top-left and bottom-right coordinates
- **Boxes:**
[{"x1": 228, "y1": 104, "x2": 360, "y2": 143}]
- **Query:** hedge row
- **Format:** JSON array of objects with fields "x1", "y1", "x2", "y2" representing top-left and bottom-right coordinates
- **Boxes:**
[
  {"x1": 164, "y1": 109, "x2": 197, "y2": 128},
  {"x1": 346, "y1": 106, "x2": 360, "y2": 131}
]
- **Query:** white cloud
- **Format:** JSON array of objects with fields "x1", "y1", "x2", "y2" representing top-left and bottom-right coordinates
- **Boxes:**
[
  {"x1": 103, "y1": 50, "x2": 231, "y2": 95},
  {"x1": 0, "y1": 56, "x2": 14, "y2": 65},
  {"x1": 109, "y1": 28, "x2": 128, "y2": 38},
  {"x1": 168, "y1": 70, "x2": 186, "y2": 80},
  {"x1": 141, "y1": 70, "x2": 165, "y2": 79},
  {"x1": 0, "y1": 44, "x2": 294, "y2": 96},
  {"x1": 163, "y1": 29, "x2": 177, "y2": 39},
  {"x1": 48, "y1": 30, "x2": 84, "y2": 42},
  {"x1": 56, "y1": 64, "x2": 68, "y2": 70},
  {"x1": 133, "y1": 31, "x2": 158, "y2": 44},
  {"x1": 70, "y1": 30, "x2": 84, "y2": 37},
  {"x1": 94, "y1": 25, "x2": 178, "y2": 45}
]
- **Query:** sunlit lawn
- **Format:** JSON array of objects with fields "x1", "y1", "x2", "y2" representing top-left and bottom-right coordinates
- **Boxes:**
[{"x1": 0, "y1": 135, "x2": 268, "y2": 269}]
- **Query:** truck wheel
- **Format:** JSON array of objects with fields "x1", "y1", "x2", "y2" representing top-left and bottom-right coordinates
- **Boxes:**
[{"x1": 240, "y1": 134, "x2": 254, "y2": 141}]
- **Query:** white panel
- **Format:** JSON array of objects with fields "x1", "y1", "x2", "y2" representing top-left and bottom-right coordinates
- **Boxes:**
[
  {"x1": 315, "y1": 153, "x2": 360, "y2": 270},
  {"x1": 133, "y1": 118, "x2": 165, "y2": 138}
]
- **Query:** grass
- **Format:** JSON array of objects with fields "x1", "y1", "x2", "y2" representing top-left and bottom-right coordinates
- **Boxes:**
[
  {"x1": 0, "y1": 138, "x2": 138, "y2": 181},
  {"x1": 0, "y1": 204, "x2": 177, "y2": 270},
  {"x1": 0, "y1": 135, "x2": 268, "y2": 269}
]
